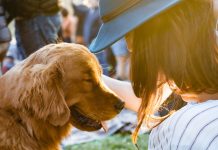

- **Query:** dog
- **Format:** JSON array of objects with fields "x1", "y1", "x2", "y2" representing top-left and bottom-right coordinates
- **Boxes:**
[{"x1": 0, "y1": 43, "x2": 124, "y2": 150}]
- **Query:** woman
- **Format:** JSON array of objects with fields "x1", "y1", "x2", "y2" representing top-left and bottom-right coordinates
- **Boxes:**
[{"x1": 90, "y1": 0, "x2": 218, "y2": 149}]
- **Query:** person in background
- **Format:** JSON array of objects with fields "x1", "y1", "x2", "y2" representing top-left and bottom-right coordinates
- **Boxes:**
[
  {"x1": 0, "y1": 0, "x2": 11, "y2": 75},
  {"x1": 0, "y1": 0, "x2": 11, "y2": 67},
  {"x1": 111, "y1": 38, "x2": 130, "y2": 80},
  {"x1": 83, "y1": 0, "x2": 109, "y2": 75},
  {"x1": 72, "y1": 1, "x2": 89, "y2": 45},
  {"x1": 1, "y1": 55, "x2": 14, "y2": 74},
  {"x1": 3, "y1": 0, "x2": 61, "y2": 59},
  {"x1": 60, "y1": 7, "x2": 76, "y2": 43},
  {"x1": 83, "y1": 0, "x2": 100, "y2": 45},
  {"x1": 90, "y1": 0, "x2": 218, "y2": 149}
]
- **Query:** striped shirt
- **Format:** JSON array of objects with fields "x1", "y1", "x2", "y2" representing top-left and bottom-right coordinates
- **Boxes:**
[{"x1": 149, "y1": 100, "x2": 218, "y2": 150}]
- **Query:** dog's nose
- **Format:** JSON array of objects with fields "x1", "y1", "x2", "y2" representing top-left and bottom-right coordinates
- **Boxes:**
[{"x1": 114, "y1": 101, "x2": 125, "y2": 112}]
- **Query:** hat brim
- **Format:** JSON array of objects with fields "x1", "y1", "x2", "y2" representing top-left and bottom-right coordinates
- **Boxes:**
[{"x1": 90, "y1": 0, "x2": 180, "y2": 53}]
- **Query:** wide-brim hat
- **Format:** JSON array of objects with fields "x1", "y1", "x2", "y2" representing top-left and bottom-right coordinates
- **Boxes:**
[{"x1": 90, "y1": 0, "x2": 181, "y2": 53}]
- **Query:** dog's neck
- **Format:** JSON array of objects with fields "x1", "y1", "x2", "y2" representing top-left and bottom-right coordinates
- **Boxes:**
[
  {"x1": 18, "y1": 110, "x2": 72, "y2": 148},
  {"x1": 0, "y1": 77, "x2": 8, "y2": 107},
  {"x1": 0, "y1": 75, "x2": 13, "y2": 100},
  {"x1": 0, "y1": 107, "x2": 72, "y2": 149},
  {"x1": 0, "y1": 77, "x2": 4, "y2": 98}
]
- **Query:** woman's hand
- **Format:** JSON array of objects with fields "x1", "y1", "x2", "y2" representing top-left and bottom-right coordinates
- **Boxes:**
[{"x1": 102, "y1": 75, "x2": 141, "y2": 112}]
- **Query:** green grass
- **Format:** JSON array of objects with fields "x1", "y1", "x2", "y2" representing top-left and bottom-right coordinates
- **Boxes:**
[{"x1": 64, "y1": 133, "x2": 149, "y2": 150}]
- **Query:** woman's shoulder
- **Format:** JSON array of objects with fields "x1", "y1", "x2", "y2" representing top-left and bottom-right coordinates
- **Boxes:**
[{"x1": 149, "y1": 100, "x2": 218, "y2": 150}]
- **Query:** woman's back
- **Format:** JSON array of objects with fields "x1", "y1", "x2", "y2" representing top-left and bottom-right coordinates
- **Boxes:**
[{"x1": 149, "y1": 100, "x2": 218, "y2": 150}]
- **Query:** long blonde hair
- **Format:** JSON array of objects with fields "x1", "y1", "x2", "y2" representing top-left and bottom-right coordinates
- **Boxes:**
[{"x1": 130, "y1": 0, "x2": 218, "y2": 143}]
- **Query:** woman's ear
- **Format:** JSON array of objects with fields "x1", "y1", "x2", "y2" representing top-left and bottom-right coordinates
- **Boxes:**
[{"x1": 15, "y1": 62, "x2": 70, "y2": 126}]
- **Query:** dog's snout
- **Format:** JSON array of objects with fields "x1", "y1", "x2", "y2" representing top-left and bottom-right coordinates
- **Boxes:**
[{"x1": 114, "y1": 100, "x2": 124, "y2": 112}]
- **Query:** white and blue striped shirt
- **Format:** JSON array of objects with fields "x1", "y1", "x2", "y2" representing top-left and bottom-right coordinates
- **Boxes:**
[{"x1": 149, "y1": 100, "x2": 218, "y2": 150}]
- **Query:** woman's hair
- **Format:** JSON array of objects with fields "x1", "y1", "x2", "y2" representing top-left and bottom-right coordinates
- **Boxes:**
[{"x1": 130, "y1": 0, "x2": 218, "y2": 143}]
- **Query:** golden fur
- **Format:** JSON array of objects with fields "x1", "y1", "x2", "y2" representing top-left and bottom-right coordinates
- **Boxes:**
[{"x1": 0, "y1": 43, "x2": 124, "y2": 150}]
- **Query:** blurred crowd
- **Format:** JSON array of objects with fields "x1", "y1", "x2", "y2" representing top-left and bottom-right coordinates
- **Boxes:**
[{"x1": 0, "y1": 0, "x2": 130, "y2": 80}]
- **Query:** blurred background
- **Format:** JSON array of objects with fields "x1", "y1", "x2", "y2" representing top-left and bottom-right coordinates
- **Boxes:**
[{"x1": 3, "y1": 0, "x2": 131, "y2": 82}]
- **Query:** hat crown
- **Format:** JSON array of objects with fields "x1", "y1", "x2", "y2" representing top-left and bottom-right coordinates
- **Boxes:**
[
  {"x1": 99, "y1": 0, "x2": 131, "y2": 17},
  {"x1": 90, "y1": 0, "x2": 181, "y2": 53}
]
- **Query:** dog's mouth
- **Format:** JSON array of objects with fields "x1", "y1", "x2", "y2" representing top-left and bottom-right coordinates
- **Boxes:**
[{"x1": 69, "y1": 106, "x2": 107, "y2": 132}]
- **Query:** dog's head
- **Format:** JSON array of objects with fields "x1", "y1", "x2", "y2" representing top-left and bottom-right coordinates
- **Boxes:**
[{"x1": 3, "y1": 43, "x2": 124, "y2": 131}]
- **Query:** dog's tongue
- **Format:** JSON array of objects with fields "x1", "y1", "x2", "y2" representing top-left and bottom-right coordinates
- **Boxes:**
[{"x1": 101, "y1": 122, "x2": 108, "y2": 132}]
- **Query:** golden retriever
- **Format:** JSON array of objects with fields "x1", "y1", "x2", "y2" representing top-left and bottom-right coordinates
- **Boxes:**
[{"x1": 0, "y1": 43, "x2": 124, "y2": 150}]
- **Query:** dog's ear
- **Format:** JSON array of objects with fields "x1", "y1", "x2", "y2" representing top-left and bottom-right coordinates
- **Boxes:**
[{"x1": 15, "y1": 62, "x2": 70, "y2": 126}]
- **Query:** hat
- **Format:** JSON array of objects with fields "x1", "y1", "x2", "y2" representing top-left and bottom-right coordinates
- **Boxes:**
[{"x1": 89, "y1": 0, "x2": 181, "y2": 53}]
